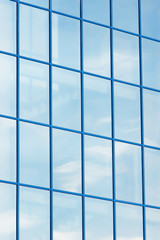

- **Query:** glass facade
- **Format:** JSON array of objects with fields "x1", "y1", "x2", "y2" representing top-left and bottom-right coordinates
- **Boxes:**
[{"x1": 0, "y1": 0, "x2": 160, "y2": 240}]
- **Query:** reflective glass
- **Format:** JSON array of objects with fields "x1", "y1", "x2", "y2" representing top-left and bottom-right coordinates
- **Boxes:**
[
  {"x1": 0, "y1": 54, "x2": 16, "y2": 116},
  {"x1": 0, "y1": 118, "x2": 16, "y2": 182},
  {"x1": 113, "y1": 0, "x2": 138, "y2": 33},
  {"x1": 145, "y1": 148, "x2": 160, "y2": 206},
  {"x1": 52, "y1": 0, "x2": 80, "y2": 17},
  {"x1": 20, "y1": 5, "x2": 49, "y2": 61},
  {"x1": 141, "y1": 0, "x2": 160, "y2": 40},
  {"x1": 20, "y1": 59, "x2": 49, "y2": 123},
  {"x1": 116, "y1": 203, "x2": 143, "y2": 240},
  {"x1": 52, "y1": 67, "x2": 81, "y2": 130},
  {"x1": 85, "y1": 198, "x2": 113, "y2": 240},
  {"x1": 83, "y1": 22, "x2": 110, "y2": 77},
  {"x1": 85, "y1": 135, "x2": 112, "y2": 198},
  {"x1": 53, "y1": 192, "x2": 82, "y2": 240},
  {"x1": 114, "y1": 82, "x2": 141, "y2": 143},
  {"x1": 113, "y1": 30, "x2": 139, "y2": 84},
  {"x1": 143, "y1": 89, "x2": 160, "y2": 147},
  {"x1": 0, "y1": 183, "x2": 16, "y2": 240},
  {"x1": 146, "y1": 207, "x2": 160, "y2": 240},
  {"x1": 20, "y1": 187, "x2": 50, "y2": 240},
  {"x1": 84, "y1": 75, "x2": 111, "y2": 136},
  {"x1": 52, "y1": 14, "x2": 80, "y2": 69},
  {"x1": 115, "y1": 142, "x2": 142, "y2": 203},
  {"x1": 0, "y1": 0, "x2": 16, "y2": 53},
  {"x1": 20, "y1": 122, "x2": 50, "y2": 187},
  {"x1": 83, "y1": 0, "x2": 110, "y2": 25},
  {"x1": 142, "y1": 39, "x2": 160, "y2": 90},
  {"x1": 21, "y1": 0, "x2": 49, "y2": 8},
  {"x1": 53, "y1": 129, "x2": 81, "y2": 192}
]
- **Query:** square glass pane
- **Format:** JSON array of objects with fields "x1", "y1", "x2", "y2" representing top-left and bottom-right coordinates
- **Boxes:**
[
  {"x1": 20, "y1": 59, "x2": 49, "y2": 123},
  {"x1": 53, "y1": 129, "x2": 81, "y2": 192},
  {"x1": 85, "y1": 135, "x2": 112, "y2": 198},
  {"x1": 0, "y1": 118, "x2": 16, "y2": 182},
  {"x1": 0, "y1": 54, "x2": 16, "y2": 116},
  {"x1": 53, "y1": 192, "x2": 82, "y2": 240},
  {"x1": 85, "y1": 198, "x2": 113, "y2": 240},
  {"x1": 84, "y1": 75, "x2": 111, "y2": 136},
  {"x1": 20, "y1": 122, "x2": 50, "y2": 187},
  {"x1": 20, "y1": 187, "x2": 50, "y2": 240},
  {"x1": 20, "y1": 5, "x2": 49, "y2": 61},
  {"x1": 0, "y1": 0, "x2": 16, "y2": 53},
  {"x1": 0, "y1": 183, "x2": 16, "y2": 240},
  {"x1": 142, "y1": 39, "x2": 160, "y2": 90},
  {"x1": 146, "y1": 207, "x2": 160, "y2": 240},
  {"x1": 21, "y1": 0, "x2": 49, "y2": 8},
  {"x1": 113, "y1": 0, "x2": 138, "y2": 33},
  {"x1": 83, "y1": 22, "x2": 110, "y2": 77},
  {"x1": 83, "y1": 0, "x2": 110, "y2": 25},
  {"x1": 115, "y1": 142, "x2": 142, "y2": 203},
  {"x1": 145, "y1": 148, "x2": 160, "y2": 206},
  {"x1": 141, "y1": 0, "x2": 160, "y2": 40},
  {"x1": 113, "y1": 30, "x2": 139, "y2": 84},
  {"x1": 52, "y1": 67, "x2": 81, "y2": 130},
  {"x1": 52, "y1": 0, "x2": 80, "y2": 17},
  {"x1": 52, "y1": 14, "x2": 80, "y2": 69},
  {"x1": 143, "y1": 89, "x2": 160, "y2": 148},
  {"x1": 114, "y1": 82, "x2": 141, "y2": 143},
  {"x1": 116, "y1": 203, "x2": 143, "y2": 240}
]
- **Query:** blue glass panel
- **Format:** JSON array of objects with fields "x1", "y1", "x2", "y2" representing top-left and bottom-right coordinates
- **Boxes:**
[
  {"x1": 20, "y1": 5, "x2": 49, "y2": 61},
  {"x1": 52, "y1": 14, "x2": 80, "y2": 69},
  {"x1": 52, "y1": 0, "x2": 80, "y2": 17},
  {"x1": 85, "y1": 198, "x2": 113, "y2": 240},
  {"x1": 20, "y1": 187, "x2": 50, "y2": 240},
  {"x1": 52, "y1": 67, "x2": 81, "y2": 130},
  {"x1": 21, "y1": 0, "x2": 49, "y2": 8},
  {"x1": 114, "y1": 82, "x2": 141, "y2": 143},
  {"x1": 113, "y1": 30, "x2": 139, "y2": 84},
  {"x1": 53, "y1": 129, "x2": 81, "y2": 192},
  {"x1": 20, "y1": 59, "x2": 49, "y2": 123},
  {"x1": 53, "y1": 192, "x2": 82, "y2": 240},
  {"x1": 146, "y1": 207, "x2": 160, "y2": 240},
  {"x1": 0, "y1": 54, "x2": 16, "y2": 117},
  {"x1": 83, "y1": 22, "x2": 110, "y2": 77},
  {"x1": 84, "y1": 75, "x2": 111, "y2": 136},
  {"x1": 20, "y1": 122, "x2": 50, "y2": 187},
  {"x1": 85, "y1": 135, "x2": 112, "y2": 198}
]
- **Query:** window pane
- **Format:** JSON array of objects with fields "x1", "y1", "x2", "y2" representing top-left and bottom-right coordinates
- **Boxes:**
[
  {"x1": 143, "y1": 89, "x2": 160, "y2": 148},
  {"x1": 20, "y1": 59, "x2": 49, "y2": 123},
  {"x1": 0, "y1": 0, "x2": 16, "y2": 53},
  {"x1": 113, "y1": 30, "x2": 139, "y2": 84},
  {"x1": 83, "y1": 22, "x2": 110, "y2": 77},
  {"x1": 20, "y1": 122, "x2": 50, "y2": 187},
  {"x1": 53, "y1": 192, "x2": 82, "y2": 240},
  {"x1": 83, "y1": 0, "x2": 110, "y2": 25},
  {"x1": 115, "y1": 142, "x2": 142, "y2": 203},
  {"x1": 53, "y1": 129, "x2": 81, "y2": 192},
  {"x1": 141, "y1": 0, "x2": 160, "y2": 40},
  {"x1": 52, "y1": 14, "x2": 80, "y2": 69},
  {"x1": 52, "y1": 0, "x2": 80, "y2": 17},
  {"x1": 146, "y1": 207, "x2": 160, "y2": 240},
  {"x1": 21, "y1": 0, "x2": 49, "y2": 8},
  {"x1": 113, "y1": 0, "x2": 138, "y2": 33},
  {"x1": 116, "y1": 203, "x2": 143, "y2": 240},
  {"x1": 52, "y1": 67, "x2": 81, "y2": 130},
  {"x1": 142, "y1": 39, "x2": 160, "y2": 90},
  {"x1": 0, "y1": 118, "x2": 16, "y2": 182},
  {"x1": 85, "y1": 135, "x2": 112, "y2": 198},
  {"x1": 145, "y1": 148, "x2": 160, "y2": 206},
  {"x1": 0, "y1": 183, "x2": 16, "y2": 240},
  {"x1": 20, "y1": 187, "x2": 50, "y2": 240},
  {"x1": 85, "y1": 198, "x2": 113, "y2": 240},
  {"x1": 84, "y1": 75, "x2": 111, "y2": 136},
  {"x1": 20, "y1": 5, "x2": 49, "y2": 61},
  {"x1": 114, "y1": 82, "x2": 141, "y2": 143},
  {"x1": 0, "y1": 54, "x2": 16, "y2": 116}
]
